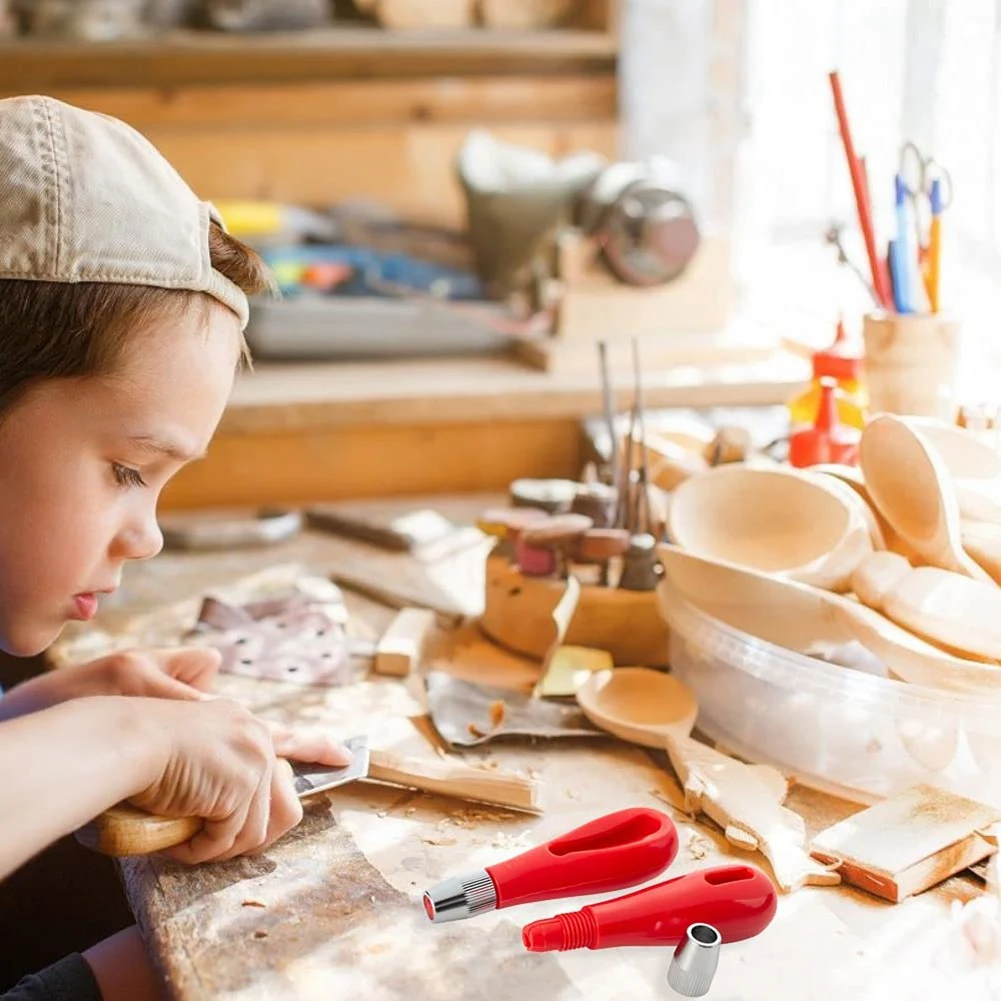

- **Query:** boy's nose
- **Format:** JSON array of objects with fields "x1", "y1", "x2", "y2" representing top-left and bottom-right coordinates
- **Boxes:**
[{"x1": 113, "y1": 515, "x2": 164, "y2": 563}]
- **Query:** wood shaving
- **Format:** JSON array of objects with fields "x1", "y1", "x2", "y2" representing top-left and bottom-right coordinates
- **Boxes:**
[
  {"x1": 421, "y1": 835, "x2": 458, "y2": 847},
  {"x1": 650, "y1": 786, "x2": 690, "y2": 815},
  {"x1": 489, "y1": 699, "x2": 506, "y2": 728},
  {"x1": 491, "y1": 830, "x2": 533, "y2": 851},
  {"x1": 687, "y1": 830, "x2": 711, "y2": 861},
  {"x1": 467, "y1": 701, "x2": 506, "y2": 739}
]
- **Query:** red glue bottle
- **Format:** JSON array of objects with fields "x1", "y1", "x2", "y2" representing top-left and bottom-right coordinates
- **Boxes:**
[
  {"x1": 789, "y1": 376, "x2": 861, "y2": 468},
  {"x1": 522, "y1": 863, "x2": 776, "y2": 952}
]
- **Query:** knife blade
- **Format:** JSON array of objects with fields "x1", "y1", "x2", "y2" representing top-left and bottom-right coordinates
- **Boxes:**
[{"x1": 291, "y1": 734, "x2": 370, "y2": 796}]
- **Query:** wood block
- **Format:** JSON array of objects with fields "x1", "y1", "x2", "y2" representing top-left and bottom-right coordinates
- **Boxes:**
[
  {"x1": 374, "y1": 608, "x2": 436, "y2": 677},
  {"x1": 532, "y1": 644, "x2": 614, "y2": 698},
  {"x1": 367, "y1": 748, "x2": 541, "y2": 814},
  {"x1": 809, "y1": 784, "x2": 1001, "y2": 903},
  {"x1": 553, "y1": 233, "x2": 734, "y2": 339},
  {"x1": 306, "y1": 501, "x2": 466, "y2": 553}
]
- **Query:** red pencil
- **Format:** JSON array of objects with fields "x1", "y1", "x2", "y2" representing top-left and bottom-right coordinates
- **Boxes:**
[
  {"x1": 829, "y1": 71, "x2": 892, "y2": 308},
  {"x1": 859, "y1": 156, "x2": 893, "y2": 304}
]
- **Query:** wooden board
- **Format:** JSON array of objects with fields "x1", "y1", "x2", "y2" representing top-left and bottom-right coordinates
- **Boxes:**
[
  {"x1": 36, "y1": 75, "x2": 617, "y2": 130},
  {"x1": 0, "y1": 27, "x2": 618, "y2": 89},
  {"x1": 366, "y1": 748, "x2": 539, "y2": 812},
  {"x1": 810, "y1": 784, "x2": 1000, "y2": 902},
  {"x1": 215, "y1": 355, "x2": 810, "y2": 437}
]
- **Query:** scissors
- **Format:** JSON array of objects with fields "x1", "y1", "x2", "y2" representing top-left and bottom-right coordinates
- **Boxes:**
[{"x1": 899, "y1": 140, "x2": 953, "y2": 254}]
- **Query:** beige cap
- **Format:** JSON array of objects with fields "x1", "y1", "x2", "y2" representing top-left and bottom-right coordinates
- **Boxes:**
[{"x1": 0, "y1": 95, "x2": 249, "y2": 328}]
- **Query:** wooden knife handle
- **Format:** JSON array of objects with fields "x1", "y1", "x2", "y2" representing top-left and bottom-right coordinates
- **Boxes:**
[{"x1": 75, "y1": 805, "x2": 201, "y2": 857}]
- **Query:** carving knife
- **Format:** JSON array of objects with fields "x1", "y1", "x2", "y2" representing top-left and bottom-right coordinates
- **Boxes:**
[{"x1": 76, "y1": 734, "x2": 371, "y2": 858}]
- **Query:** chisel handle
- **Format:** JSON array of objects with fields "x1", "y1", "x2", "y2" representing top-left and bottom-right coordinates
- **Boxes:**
[{"x1": 76, "y1": 805, "x2": 200, "y2": 857}]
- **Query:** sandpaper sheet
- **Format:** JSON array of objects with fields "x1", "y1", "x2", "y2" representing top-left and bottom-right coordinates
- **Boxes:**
[{"x1": 424, "y1": 670, "x2": 603, "y2": 748}]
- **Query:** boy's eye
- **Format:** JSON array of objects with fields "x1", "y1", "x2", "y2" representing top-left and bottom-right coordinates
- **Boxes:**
[{"x1": 111, "y1": 463, "x2": 147, "y2": 489}]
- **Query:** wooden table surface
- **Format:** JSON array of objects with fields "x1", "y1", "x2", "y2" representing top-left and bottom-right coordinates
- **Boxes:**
[{"x1": 49, "y1": 495, "x2": 986, "y2": 1001}]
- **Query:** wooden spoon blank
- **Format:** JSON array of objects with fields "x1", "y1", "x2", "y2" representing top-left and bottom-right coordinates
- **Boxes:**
[
  {"x1": 860, "y1": 414, "x2": 991, "y2": 581},
  {"x1": 575, "y1": 667, "x2": 698, "y2": 748},
  {"x1": 657, "y1": 545, "x2": 1001, "y2": 693},
  {"x1": 851, "y1": 553, "x2": 1001, "y2": 663},
  {"x1": 961, "y1": 520, "x2": 1001, "y2": 585},
  {"x1": 668, "y1": 464, "x2": 871, "y2": 591}
]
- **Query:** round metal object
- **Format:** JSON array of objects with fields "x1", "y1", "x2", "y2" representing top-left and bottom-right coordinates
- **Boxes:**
[{"x1": 598, "y1": 179, "x2": 700, "y2": 287}]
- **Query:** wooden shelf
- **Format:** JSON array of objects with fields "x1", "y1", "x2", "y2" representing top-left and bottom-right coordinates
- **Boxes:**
[
  {"x1": 220, "y1": 352, "x2": 809, "y2": 435},
  {"x1": 0, "y1": 27, "x2": 618, "y2": 90}
]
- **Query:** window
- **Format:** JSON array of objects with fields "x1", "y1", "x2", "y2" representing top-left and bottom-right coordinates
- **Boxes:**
[{"x1": 622, "y1": 0, "x2": 1001, "y2": 403}]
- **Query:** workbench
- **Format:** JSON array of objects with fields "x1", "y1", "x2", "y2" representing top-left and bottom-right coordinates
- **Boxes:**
[
  {"x1": 159, "y1": 354, "x2": 808, "y2": 510},
  {"x1": 48, "y1": 495, "x2": 984, "y2": 1001}
]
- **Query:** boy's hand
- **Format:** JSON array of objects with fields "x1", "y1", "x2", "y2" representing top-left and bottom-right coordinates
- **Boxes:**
[
  {"x1": 98, "y1": 647, "x2": 221, "y2": 700},
  {"x1": 0, "y1": 647, "x2": 220, "y2": 721},
  {"x1": 130, "y1": 697, "x2": 353, "y2": 863}
]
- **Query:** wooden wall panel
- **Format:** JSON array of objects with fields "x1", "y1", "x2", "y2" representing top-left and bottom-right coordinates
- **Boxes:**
[
  {"x1": 38, "y1": 75, "x2": 616, "y2": 128},
  {"x1": 144, "y1": 121, "x2": 618, "y2": 224},
  {"x1": 26, "y1": 77, "x2": 618, "y2": 223}
]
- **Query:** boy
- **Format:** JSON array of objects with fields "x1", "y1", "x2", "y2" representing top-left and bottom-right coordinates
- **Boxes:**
[{"x1": 0, "y1": 95, "x2": 352, "y2": 1000}]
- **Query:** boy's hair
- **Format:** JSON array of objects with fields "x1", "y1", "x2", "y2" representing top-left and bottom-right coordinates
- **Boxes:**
[{"x1": 0, "y1": 222, "x2": 272, "y2": 420}]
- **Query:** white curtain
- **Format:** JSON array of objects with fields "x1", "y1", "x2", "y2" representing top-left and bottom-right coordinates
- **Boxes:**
[{"x1": 621, "y1": 0, "x2": 1001, "y2": 401}]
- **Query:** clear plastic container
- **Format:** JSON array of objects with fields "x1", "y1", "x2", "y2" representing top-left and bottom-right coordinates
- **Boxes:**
[{"x1": 662, "y1": 587, "x2": 1001, "y2": 807}]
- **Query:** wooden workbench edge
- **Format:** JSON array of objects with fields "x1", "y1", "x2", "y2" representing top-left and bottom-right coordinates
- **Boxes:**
[{"x1": 219, "y1": 354, "x2": 810, "y2": 435}]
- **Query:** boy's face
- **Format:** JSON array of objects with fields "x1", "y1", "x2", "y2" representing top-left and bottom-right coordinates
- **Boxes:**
[{"x1": 0, "y1": 304, "x2": 242, "y2": 657}]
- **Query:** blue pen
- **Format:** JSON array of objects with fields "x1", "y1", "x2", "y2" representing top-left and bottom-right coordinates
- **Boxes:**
[
  {"x1": 887, "y1": 239, "x2": 906, "y2": 313},
  {"x1": 893, "y1": 174, "x2": 912, "y2": 313}
]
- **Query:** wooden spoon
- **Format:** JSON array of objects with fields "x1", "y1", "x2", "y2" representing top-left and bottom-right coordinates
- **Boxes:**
[
  {"x1": 859, "y1": 414, "x2": 991, "y2": 581},
  {"x1": 908, "y1": 418, "x2": 1001, "y2": 523},
  {"x1": 574, "y1": 668, "x2": 782, "y2": 792},
  {"x1": 851, "y1": 552, "x2": 1001, "y2": 663},
  {"x1": 575, "y1": 667, "x2": 698, "y2": 749},
  {"x1": 668, "y1": 464, "x2": 872, "y2": 592},
  {"x1": 657, "y1": 544, "x2": 1001, "y2": 693},
  {"x1": 961, "y1": 519, "x2": 1001, "y2": 584},
  {"x1": 805, "y1": 468, "x2": 886, "y2": 550},
  {"x1": 809, "y1": 464, "x2": 921, "y2": 561},
  {"x1": 575, "y1": 667, "x2": 835, "y2": 891}
]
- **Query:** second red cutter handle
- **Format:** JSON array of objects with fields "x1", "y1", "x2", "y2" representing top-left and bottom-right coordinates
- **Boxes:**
[{"x1": 423, "y1": 807, "x2": 678, "y2": 923}]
